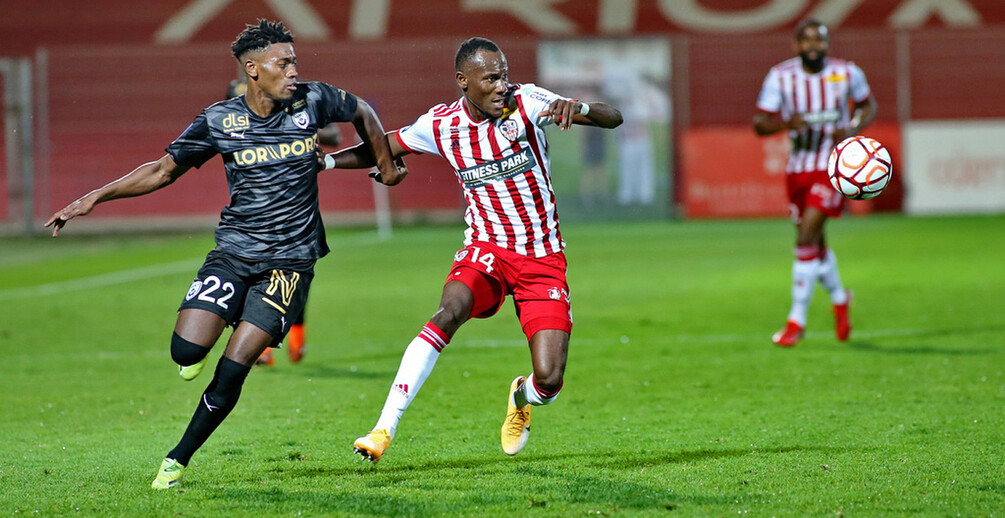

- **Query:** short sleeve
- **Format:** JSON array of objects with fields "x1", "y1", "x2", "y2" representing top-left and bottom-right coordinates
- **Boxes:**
[
  {"x1": 516, "y1": 83, "x2": 568, "y2": 128},
  {"x1": 848, "y1": 62, "x2": 872, "y2": 103},
  {"x1": 315, "y1": 82, "x2": 359, "y2": 126},
  {"x1": 166, "y1": 112, "x2": 217, "y2": 169},
  {"x1": 396, "y1": 109, "x2": 441, "y2": 156},
  {"x1": 756, "y1": 68, "x2": 782, "y2": 114}
]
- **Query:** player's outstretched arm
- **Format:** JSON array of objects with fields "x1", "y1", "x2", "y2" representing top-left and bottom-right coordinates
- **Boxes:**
[
  {"x1": 350, "y1": 99, "x2": 406, "y2": 186},
  {"x1": 44, "y1": 154, "x2": 189, "y2": 237},
  {"x1": 541, "y1": 100, "x2": 623, "y2": 130},
  {"x1": 323, "y1": 131, "x2": 410, "y2": 185}
]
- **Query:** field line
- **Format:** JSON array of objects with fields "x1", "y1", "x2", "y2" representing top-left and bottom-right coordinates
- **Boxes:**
[
  {"x1": 0, "y1": 232, "x2": 391, "y2": 301},
  {"x1": 0, "y1": 258, "x2": 204, "y2": 301},
  {"x1": 463, "y1": 328, "x2": 935, "y2": 347}
]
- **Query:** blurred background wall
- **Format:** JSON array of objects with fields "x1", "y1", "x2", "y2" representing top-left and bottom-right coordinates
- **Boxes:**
[{"x1": 2, "y1": 0, "x2": 1004, "y2": 235}]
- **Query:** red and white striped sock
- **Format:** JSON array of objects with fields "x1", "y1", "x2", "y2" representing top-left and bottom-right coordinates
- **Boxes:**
[
  {"x1": 517, "y1": 374, "x2": 563, "y2": 407},
  {"x1": 374, "y1": 322, "x2": 450, "y2": 439}
]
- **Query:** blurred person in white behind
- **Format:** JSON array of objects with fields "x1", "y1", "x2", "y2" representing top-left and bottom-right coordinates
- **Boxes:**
[
  {"x1": 753, "y1": 19, "x2": 877, "y2": 347},
  {"x1": 601, "y1": 45, "x2": 669, "y2": 206}
]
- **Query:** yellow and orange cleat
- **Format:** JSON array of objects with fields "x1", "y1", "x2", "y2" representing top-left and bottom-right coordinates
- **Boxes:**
[
  {"x1": 501, "y1": 376, "x2": 531, "y2": 456},
  {"x1": 353, "y1": 429, "x2": 391, "y2": 464}
]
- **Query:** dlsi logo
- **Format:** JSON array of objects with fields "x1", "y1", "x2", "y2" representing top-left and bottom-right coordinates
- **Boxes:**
[{"x1": 221, "y1": 113, "x2": 250, "y2": 132}]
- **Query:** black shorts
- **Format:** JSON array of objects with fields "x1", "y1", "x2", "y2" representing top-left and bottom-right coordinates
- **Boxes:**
[{"x1": 179, "y1": 250, "x2": 314, "y2": 346}]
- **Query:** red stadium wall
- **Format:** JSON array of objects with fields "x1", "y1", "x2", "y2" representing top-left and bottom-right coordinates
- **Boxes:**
[
  {"x1": 40, "y1": 38, "x2": 537, "y2": 222},
  {"x1": 3, "y1": 0, "x2": 1005, "y2": 226}
]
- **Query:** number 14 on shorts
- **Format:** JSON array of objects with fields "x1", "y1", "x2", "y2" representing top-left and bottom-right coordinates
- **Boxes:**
[{"x1": 455, "y1": 246, "x2": 496, "y2": 273}]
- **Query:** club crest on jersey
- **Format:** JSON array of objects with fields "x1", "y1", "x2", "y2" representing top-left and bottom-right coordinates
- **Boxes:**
[
  {"x1": 292, "y1": 111, "x2": 310, "y2": 130},
  {"x1": 454, "y1": 249, "x2": 470, "y2": 262},
  {"x1": 185, "y1": 280, "x2": 203, "y2": 301},
  {"x1": 499, "y1": 119, "x2": 519, "y2": 141}
]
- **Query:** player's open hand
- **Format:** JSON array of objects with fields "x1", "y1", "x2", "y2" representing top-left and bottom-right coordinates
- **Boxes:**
[
  {"x1": 44, "y1": 194, "x2": 97, "y2": 237},
  {"x1": 541, "y1": 99, "x2": 582, "y2": 131},
  {"x1": 369, "y1": 157, "x2": 409, "y2": 186}
]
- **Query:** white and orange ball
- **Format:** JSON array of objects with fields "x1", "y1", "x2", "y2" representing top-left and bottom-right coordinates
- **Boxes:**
[{"x1": 828, "y1": 136, "x2": 893, "y2": 200}]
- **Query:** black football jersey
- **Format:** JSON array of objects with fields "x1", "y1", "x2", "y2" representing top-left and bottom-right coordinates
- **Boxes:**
[{"x1": 167, "y1": 82, "x2": 357, "y2": 261}]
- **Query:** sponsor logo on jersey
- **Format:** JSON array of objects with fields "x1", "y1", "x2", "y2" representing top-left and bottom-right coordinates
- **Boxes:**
[
  {"x1": 525, "y1": 88, "x2": 556, "y2": 104},
  {"x1": 499, "y1": 119, "x2": 519, "y2": 141},
  {"x1": 801, "y1": 109, "x2": 841, "y2": 125},
  {"x1": 441, "y1": 126, "x2": 466, "y2": 137},
  {"x1": 457, "y1": 148, "x2": 537, "y2": 188},
  {"x1": 826, "y1": 72, "x2": 846, "y2": 83},
  {"x1": 266, "y1": 270, "x2": 300, "y2": 306},
  {"x1": 232, "y1": 136, "x2": 316, "y2": 167},
  {"x1": 221, "y1": 113, "x2": 250, "y2": 133},
  {"x1": 292, "y1": 111, "x2": 310, "y2": 129},
  {"x1": 454, "y1": 249, "x2": 469, "y2": 262}
]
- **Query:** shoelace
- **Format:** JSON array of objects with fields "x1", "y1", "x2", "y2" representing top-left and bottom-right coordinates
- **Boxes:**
[{"x1": 505, "y1": 407, "x2": 529, "y2": 435}]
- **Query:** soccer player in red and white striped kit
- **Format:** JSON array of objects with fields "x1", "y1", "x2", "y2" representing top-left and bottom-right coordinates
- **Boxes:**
[
  {"x1": 326, "y1": 37, "x2": 622, "y2": 462},
  {"x1": 754, "y1": 19, "x2": 877, "y2": 347}
]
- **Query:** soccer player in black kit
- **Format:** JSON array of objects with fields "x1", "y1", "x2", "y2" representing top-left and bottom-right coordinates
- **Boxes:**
[{"x1": 45, "y1": 19, "x2": 404, "y2": 490}]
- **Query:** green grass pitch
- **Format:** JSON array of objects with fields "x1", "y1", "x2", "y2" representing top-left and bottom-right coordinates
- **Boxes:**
[{"x1": 1, "y1": 215, "x2": 1002, "y2": 516}]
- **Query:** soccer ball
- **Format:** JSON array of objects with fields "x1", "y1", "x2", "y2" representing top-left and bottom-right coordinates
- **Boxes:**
[{"x1": 827, "y1": 136, "x2": 893, "y2": 200}]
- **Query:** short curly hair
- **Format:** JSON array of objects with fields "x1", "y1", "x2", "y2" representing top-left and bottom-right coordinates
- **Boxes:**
[
  {"x1": 794, "y1": 18, "x2": 828, "y2": 40},
  {"x1": 231, "y1": 19, "x2": 294, "y2": 60},
  {"x1": 455, "y1": 37, "x2": 501, "y2": 71}
]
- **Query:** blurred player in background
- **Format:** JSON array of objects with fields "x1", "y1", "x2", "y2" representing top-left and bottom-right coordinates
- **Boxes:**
[
  {"x1": 227, "y1": 70, "x2": 344, "y2": 367},
  {"x1": 326, "y1": 37, "x2": 622, "y2": 463},
  {"x1": 754, "y1": 19, "x2": 876, "y2": 347},
  {"x1": 45, "y1": 19, "x2": 403, "y2": 489}
]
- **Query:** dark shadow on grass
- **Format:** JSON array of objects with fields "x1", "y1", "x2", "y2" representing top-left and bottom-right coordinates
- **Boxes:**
[
  {"x1": 271, "y1": 444, "x2": 843, "y2": 478},
  {"x1": 204, "y1": 446, "x2": 755, "y2": 514},
  {"x1": 252, "y1": 363, "x2": 394, "y2": 380},
  {"x1": 200, "y1": 445, "x2": 847, "y2": 514},
  {"x1": 846, "y1": 339, "x2": 996, "y2": 356}
]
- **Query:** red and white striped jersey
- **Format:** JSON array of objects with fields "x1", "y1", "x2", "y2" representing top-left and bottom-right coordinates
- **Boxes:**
[
  {"x1": 395, "y1": 83, "x2": 566, "y2": 258},
  {"x1": 756, "y1": 57, "x2": 872, "y2": 174}
]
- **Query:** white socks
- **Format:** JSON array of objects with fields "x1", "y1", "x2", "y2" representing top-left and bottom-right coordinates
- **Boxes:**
[
  {"x1": 373, "y1": 323, "x2": 449, "y2": 440},
  {"x1": 818, "y1": 248, "x2": 849, "y2": 305},
  {"x1": 788, "y1": 246, "x2": 820, "y2": 327},
  {"x1": 513, "y1": 374, "x2": 562, "y2": 408},
  {"x1": 788, "y1": 246, "x2": 849, "y2": 326}
]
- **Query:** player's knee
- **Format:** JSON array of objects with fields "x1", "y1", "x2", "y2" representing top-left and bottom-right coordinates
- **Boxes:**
[
  {"x1": 171, "y1": 332, "x2": 210, "y2": 366},
  {"x1": 432, "y1": 297, "x2": 473, "y2": 333},
  {"x1": 204, "y1": 357, "x2": 251, "y2": 411}
]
